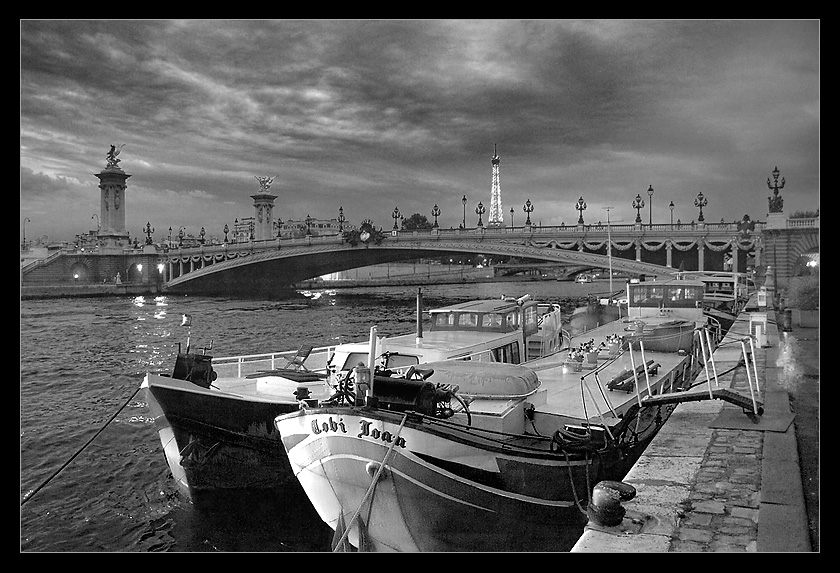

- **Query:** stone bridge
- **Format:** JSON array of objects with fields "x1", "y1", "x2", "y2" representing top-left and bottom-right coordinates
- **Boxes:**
[
  {"x1": 161, "y1": 222, "x2": 766, "y2": 296},
  {"x1": 21, "y1": 218, "x2": 819, "y2": 299}
]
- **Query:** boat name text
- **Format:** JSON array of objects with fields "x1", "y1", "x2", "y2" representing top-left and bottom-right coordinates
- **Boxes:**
[{"x1": 311, "y1": 417, "x2": 407, "y2": 448}]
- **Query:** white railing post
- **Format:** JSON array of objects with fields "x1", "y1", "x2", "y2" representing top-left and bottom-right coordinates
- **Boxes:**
[
  {"x1": 638, "y1": 339, "x2": 652, "y2": 396},
  {"x1": 739, "y1": 338, "x2": 760, "y2": 416},
  {"x1": 627, "y1": 342, "x2": 643, "y2": 408},
  {"x1": 704, "y1": 328, "x2": 720, "y2": 387},
  {"x1": 748, "y1": 336, "x2": 761, "y2": 392},
  {"x1": 697, "y1": 330, "x2": 714, "y2": 399}
]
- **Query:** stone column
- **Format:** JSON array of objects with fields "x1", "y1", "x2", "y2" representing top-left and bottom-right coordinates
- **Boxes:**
[
  {"x1": 252, "y1": 193, "x2": 278, "y2": 241},
  {"x1": 730, "y1": 242, "x2": 739, "y2": 273},
  {"x1": 697, "y1": 240, "x2": 705, "y2": 271},
  {"x1": 666, "y1": 241, "x2": 673, "y2": 268},
  {"x1": 251, "y1": 176, "x2": 279, "y2": 241},
  {"x1": 94, "y1": 155, "x2": 131, "y2": 252}
]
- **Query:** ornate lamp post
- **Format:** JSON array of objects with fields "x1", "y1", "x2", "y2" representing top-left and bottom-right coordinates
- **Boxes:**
[
  {"x1": 391, "y1": 207, "x2": 402, "y2": 231},
  {"x1": 694, "y1": 191, "x2": 707, "y2": 222},
  {"x1": 767, "y1": 166, "x2": 785, "y2": 213},
  {"x1": 224, "y1": 224, "x2": 229, "y2": 242},
  {"x1": 475, "y1": 202, "x2": 485, "y2": 227},
  {"x1": 305, "y1": 214, "x2": 312, "y2": 236},
  {"x1": 669, "y1": 201, "x2": 674, "y2": 227},
  {"x1": 199, "y1": 227, "x2": 206, "y2": 244},
  {"x1": 338, "y1": 206, "x2": 346, "y2": 231},
  {"x1": 168, "y1": 226, "x2": 173, "y2": 246},
  {"x1": 647, "y1": 185, "x2": 654, "y2": 226},
  {"x1": 575, "y1": 196, "x2": 587, "y2": 225},
  {"x1": 461, "y1": 195, "x2": 467, "y2": 229},
  {"x1": 632, "y1": 193, "x2": 645, "y2": 224},
  {"x1": 431, "y1": 204, "x2": 441, "y2": 228},
  {"x1": 144, "y1": 222, "x2": 155, "y2": 245},
  {"x1": 510, "y1": 206, "x2": 515, "y2": 228},
  {"x1": 22, "y1": 217, "x2": 30, "y2": 249},
  {"x1": 523, "y1": 199, "x2": 533, "y2": 226}
]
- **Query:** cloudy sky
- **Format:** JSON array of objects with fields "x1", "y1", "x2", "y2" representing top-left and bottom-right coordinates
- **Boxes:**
[{"x1": 21, "y1": 20, "x2": 819, "y2": 243}]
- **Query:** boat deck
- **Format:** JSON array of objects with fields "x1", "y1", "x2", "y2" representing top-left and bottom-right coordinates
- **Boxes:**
[
  {"x1": 523, "y1": 317, "x2": 699, "y2": 427},
  {"x1": 200, "y1": 348, "x2": 337, "y2": 403}
]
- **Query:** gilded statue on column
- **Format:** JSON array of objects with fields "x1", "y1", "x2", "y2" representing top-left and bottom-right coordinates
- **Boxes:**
[
  {"x1": 255, "y1": 175, "x2": 277, "y2": 192},
  {"x1": 106, "y1": 144, "x2": 125, "y2": 168}
]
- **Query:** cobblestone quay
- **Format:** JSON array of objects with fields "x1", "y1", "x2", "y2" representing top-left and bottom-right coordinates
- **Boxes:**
[{"x1": 573, "y1": 301, "x2": 814, "y2": 553}]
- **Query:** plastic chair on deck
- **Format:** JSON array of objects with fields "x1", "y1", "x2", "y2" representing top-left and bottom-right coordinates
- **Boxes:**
[{"x1": 284, "y1": 343, "x2": 314, "y2": 371}]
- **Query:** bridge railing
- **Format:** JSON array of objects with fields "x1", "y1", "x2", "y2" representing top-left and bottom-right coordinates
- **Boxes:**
[
  {"x1": 164, "y1": 219, "x2": 771, "y2": 258},
  {"x1": 786, "y1": 217, "x2": 819, "y2": 229}
]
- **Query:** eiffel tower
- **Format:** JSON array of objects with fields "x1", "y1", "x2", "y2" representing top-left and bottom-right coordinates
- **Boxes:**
[{"x1": 488, "y1": 143, "x2": 504, "y2": 226}]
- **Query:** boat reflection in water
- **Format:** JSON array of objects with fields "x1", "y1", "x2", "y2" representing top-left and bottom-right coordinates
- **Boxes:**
[{"x1": 276, "y1": 278, "x2": 763, "y2": 552}]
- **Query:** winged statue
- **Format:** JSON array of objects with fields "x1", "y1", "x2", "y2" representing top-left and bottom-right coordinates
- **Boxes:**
[
  {"x1": 106, "y1": 144, "x2": 125, "y2": 168},
  {"x1": 255, "y1": 175, "x2": 278, "y2": 192}
]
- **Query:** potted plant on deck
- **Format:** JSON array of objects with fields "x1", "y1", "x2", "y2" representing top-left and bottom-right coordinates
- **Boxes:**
[
  {"x1": 579, "y1": 338, "x2": 602, "y2": 366},
  {"x1": 565, "y1": 347, "x2": 585, "y2": 372},
  {"x1": 786, "y1": 274, "x2": 819, "y2": 328},
  {"x1": 604, "y1": 333, "x2": 624, "y2": 356}
]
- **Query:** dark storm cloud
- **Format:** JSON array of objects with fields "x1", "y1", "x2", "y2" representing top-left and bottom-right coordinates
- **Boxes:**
[{"x1": 21, "y1": 20, "x2": 819, "y2": 241}]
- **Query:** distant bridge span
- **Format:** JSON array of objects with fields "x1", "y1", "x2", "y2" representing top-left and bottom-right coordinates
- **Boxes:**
[{"x1": 163, "y1": 233, "x2": 683, "y2": 296}]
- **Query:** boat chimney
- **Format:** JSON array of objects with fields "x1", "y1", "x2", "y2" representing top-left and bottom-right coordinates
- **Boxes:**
[{"x1": 416, "y1": 288, "x2": 424, "y2": 343}]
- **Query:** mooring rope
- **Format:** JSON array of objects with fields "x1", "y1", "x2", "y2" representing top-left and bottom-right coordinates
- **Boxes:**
[
  {"x1": 21, "y1": 386, "x2": 141, "y2": 506},
  {"x1": 332, "y1": 413, "x2": 408, "y2": 552}
]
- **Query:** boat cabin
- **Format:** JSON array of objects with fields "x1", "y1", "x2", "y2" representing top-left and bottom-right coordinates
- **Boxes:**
[
  {"x1": 325, "y1": 296, "x2": 563, "y2": 381},
  {"x1": 427, "y1": 297, "x2": 540, "y2": 336},
  {"x1": 625, "y1": 278, "x2": 706, "y2": 321},
  {"x1": 673, "y1": 271, "x2": 752, "y2": 311}
]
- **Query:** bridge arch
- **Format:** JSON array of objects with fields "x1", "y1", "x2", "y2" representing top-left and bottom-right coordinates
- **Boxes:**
[{"x1": 162, "y1": 237, "x2": 681, "y2": 296}]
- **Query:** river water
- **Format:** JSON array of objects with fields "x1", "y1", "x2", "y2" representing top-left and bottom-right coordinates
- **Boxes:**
[{"x1": 21, "y1": 279, "x2": 616, "y2": 553}]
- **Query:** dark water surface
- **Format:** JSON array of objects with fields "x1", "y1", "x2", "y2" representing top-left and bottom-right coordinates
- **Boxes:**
[{"x1": 21, "y1": 280, "x2": 612, "y2": 552}]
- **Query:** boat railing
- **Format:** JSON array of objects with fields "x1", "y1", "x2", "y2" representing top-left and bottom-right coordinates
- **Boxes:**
[
  {"x1": 577, "y1": 325, "x2": 716, "y2": 427},
  {"x1": 213, "y1": 345, "x2": 338, "y2": 378},
  {"x1": 694, "y1": 329, "x2": 763, "y2": 416}
]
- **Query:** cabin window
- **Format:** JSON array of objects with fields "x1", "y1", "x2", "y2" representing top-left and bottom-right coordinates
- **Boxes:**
[
  {"x1": 523, "y1": 306, "x2": 537, "y2": 328},
  {"x1": 631, "y1": 288, "x2": 648, "y2": 306},
  {"x1": 432, "y1": 312, "x2": 456, "y2": 329},
  {"x1": 664, "y1": 285, "x2": 704, "y2": 307},
  {"x1": 336, "y1": 352, "x2": 369, "y2": 371},
  {"x1": 684, "y1": 287, "x2": 701, "y2": 300},
  {"x1": 481, "y1": 313, "x2": 504, "y2": 328},
  {"x1": 506, "y1": 312, "x2": 519, "y2": 328},
  {"x1": 631, "y1": 285, "x2": 667, "y2": 306},
  {"x1": 458, "y1": 313, "x2": 478, "y2": 328},
  {"x1": 492, "y1": 341, "x2": 521, "y2": 364},
  {"x1": 385, "y1": 354, "x2": 419, "y2": 369}
]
